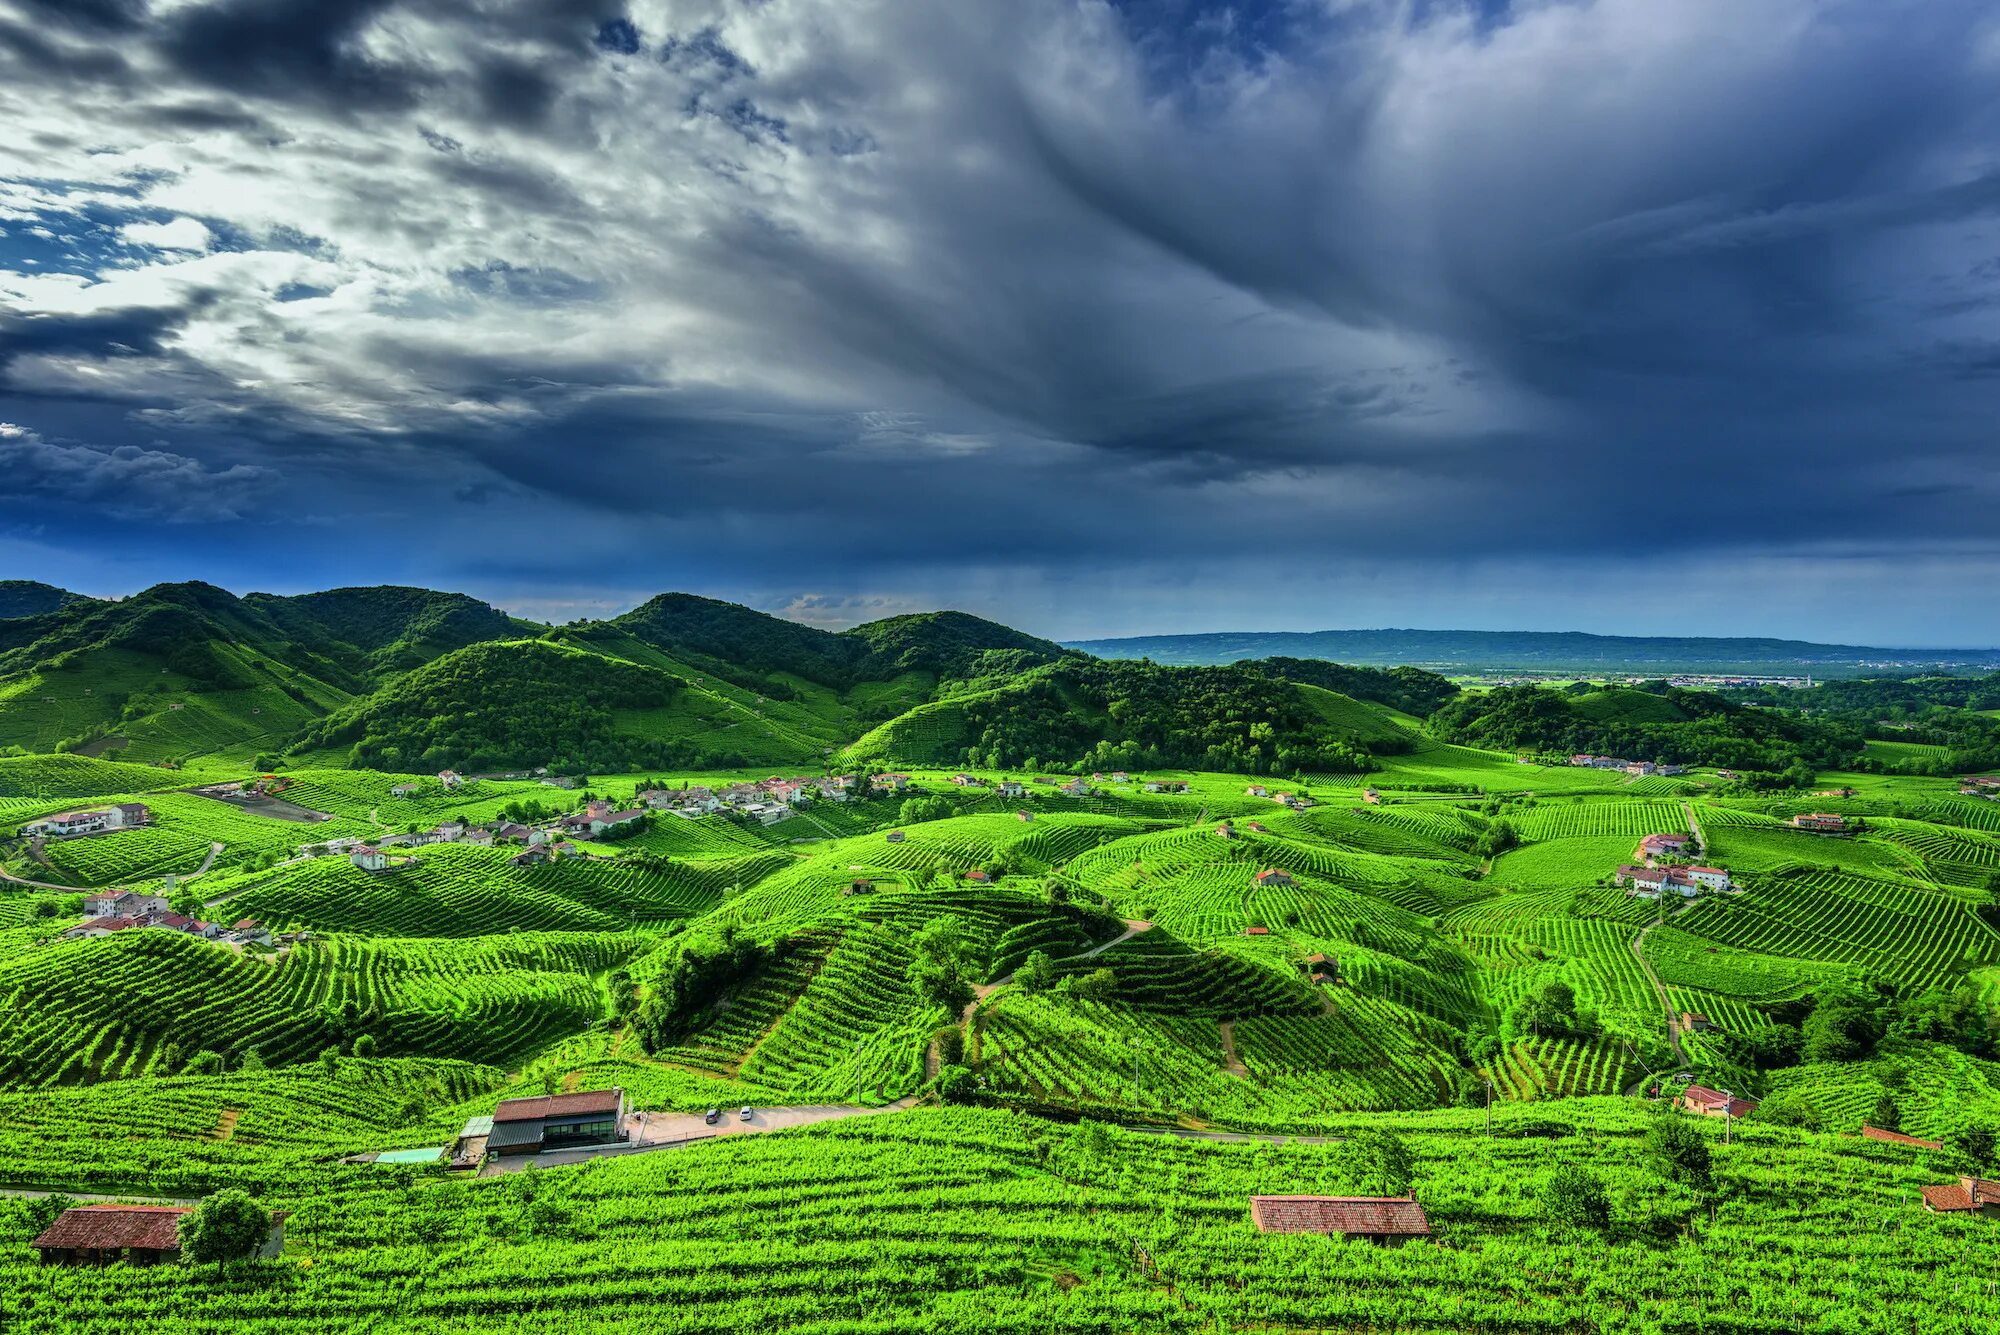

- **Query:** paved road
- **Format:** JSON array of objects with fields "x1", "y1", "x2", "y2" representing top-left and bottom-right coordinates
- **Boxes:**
[{"x1": 477, "y1": 1097, "x2": 919, "y2": 1174}]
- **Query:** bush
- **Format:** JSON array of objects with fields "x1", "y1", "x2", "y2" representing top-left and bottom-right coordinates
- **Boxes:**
[
  {"x1": 1538, "y1": 1163, "x2": 1611, "y2": 1233},
  {"x1": 179, "y1": 1189, "x2": 271, "y2": 1277}
]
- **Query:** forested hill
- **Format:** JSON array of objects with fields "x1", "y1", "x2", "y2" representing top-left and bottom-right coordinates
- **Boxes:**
[
  {"x1": 287, "y1": 640, "x2": 691, "y2": 772},
  {"x1": 0, "y1": 580, "x2": 91, "y2": 620},
  {"x1": 1430, "y1": 683, "x2": 1863, "y2": 774},
  {"x1": 843, "y1": 658, "x2": 1390, "y2": 773},
  {"x1": 244, "y1": 586, "x2": 533, "y2": 676},
  {"x1": 1068, "y1": 627, "x2": 2000, "y2": 676},
  {"x1": 604, "y1": 595, "x2": 1069, "y2": 691},
  {"x1": 840, "y1": 611, "x2": 1069, "y2": 678}
]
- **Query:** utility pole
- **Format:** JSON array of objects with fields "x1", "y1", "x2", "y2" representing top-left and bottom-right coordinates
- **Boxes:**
[
  {"x1": 1485, "y1": 1078, "x2": 1493, "y2": 1136},
  {"x1": 1720, "y1": 1087, "x2": 1734, "y2": 1145},
  {"x1": 854, "y1": 1040, "x2": 864, "y2": 1106}
]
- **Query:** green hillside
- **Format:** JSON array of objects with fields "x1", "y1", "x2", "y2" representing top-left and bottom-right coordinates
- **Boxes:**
[
  {"x1": 287, "y1": 640, "x2": 695, "y2": 772},
  {"x1": 243, "y1": 585, "x2": 533, "y2": 676},
  {"x1": 0, "y1": 581, "x2": 91, "y2": 620}
]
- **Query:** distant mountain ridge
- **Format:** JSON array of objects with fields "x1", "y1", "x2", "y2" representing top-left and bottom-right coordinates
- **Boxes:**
[
  {"x1": 0, "y1": 580, "x2": 92, "y2": 620},
  {"x1": 1065, "y1": 628, "x2": 2000, "y2": 676}
]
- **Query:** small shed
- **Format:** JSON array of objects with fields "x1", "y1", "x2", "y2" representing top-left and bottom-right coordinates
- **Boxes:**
[{"x1": 1249, "y1": 1195, "x2": 1431, "y2": 1246}]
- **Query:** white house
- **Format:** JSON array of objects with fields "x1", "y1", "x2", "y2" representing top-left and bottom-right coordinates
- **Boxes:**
[
  {"x1": 350, "y1": 845, "x2": 390, "y2": 872},
  {"x1": 437, "y1": 770, "x2": 465, "y2": 789},
  {"x1": 391, "y1": 783, "x2": 419, "y2": 797},
  {"x1": 25, "y1": 803, "x2": 151, "y2": 839}
]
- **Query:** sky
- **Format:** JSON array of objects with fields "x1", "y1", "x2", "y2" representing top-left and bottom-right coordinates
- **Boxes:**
[{"x1": 2, "y1": 0, "x2": 1999, "y2": 645}]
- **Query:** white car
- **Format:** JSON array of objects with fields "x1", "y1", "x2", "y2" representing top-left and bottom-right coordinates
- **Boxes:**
[{"x1": 739, "y1": 1106, "x2": 754, "y2": 1122}]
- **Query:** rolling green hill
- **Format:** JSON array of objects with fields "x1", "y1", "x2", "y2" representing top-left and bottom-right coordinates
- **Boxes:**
[{"x1": 0, "y1": 581, "x2": 91, "y2": 620}]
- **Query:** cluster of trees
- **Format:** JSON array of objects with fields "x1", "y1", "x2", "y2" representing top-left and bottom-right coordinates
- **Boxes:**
[
  {"x1": 882, "y1": 661, "x2": 1378, "y2": 774},
  {"x1": 1704, "y1": 979, "x2": 1998, "y2": 1085},
  {"x1": 292, "y1": 641, "x2": 741, "y2": 774},
  {"x1": 630, "y1": 929, "x2": 773, "y2": 1051},
  {"x1": 1431, "y1": 683, "x2": 1862, "y2": 770},
  {"x1": 1255, "y1": 658, "x2": 1460, "y2": 718}
]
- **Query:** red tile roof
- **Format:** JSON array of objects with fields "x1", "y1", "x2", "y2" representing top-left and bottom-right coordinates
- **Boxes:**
[
  {"x1": 33, "y1": 1205, "x2": 188, "y2": 1252},
  {"x1": 1249, "y1": 1195, "x2": 1430, "y2": 1236},
  {"x1": 1922, "y1": 1182, "x2": 1974, "y2": 1211},
  {"x1": 1862, "y1": 1125, "x2": 1942, "y2": 1150},
  {"x1": 493, "y1": 1088, "x2": 623, "y2": 1123},
  {"x1": 1679, "y1": 1085, "x2": 1758, "y2": 1117}
]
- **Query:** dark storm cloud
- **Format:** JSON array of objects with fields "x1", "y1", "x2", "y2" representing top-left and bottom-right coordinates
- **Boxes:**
[{"x1": 1, "y1": 0, "x2": 1998, "y2": 638}]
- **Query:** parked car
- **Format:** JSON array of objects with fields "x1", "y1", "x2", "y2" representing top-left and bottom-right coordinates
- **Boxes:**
[
  {"x1": 704, "y1": 1108, "x2": 720, "y2": 1124},
  {"x1": 739, "y1": 1106, "x2": 753, "y2": 1122}
]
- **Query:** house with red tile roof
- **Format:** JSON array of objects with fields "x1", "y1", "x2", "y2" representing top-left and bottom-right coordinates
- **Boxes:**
[
  {"x1": 1921, "y1": 1175, "x2": 2000, "y2": 1214},
  {"x1": 1248, "y1": 1195, "x2": 1430, "y2": 1245},
  {"x1": 1252, "y1": 868, "x2": 1294, "y2": 887},
  {"x1": 31, "y1": 1204, "x2": 286, "y2": 1266},
  {"x1": 1677, "y1": 1085, "x2": 1758, "y2": 1119}
]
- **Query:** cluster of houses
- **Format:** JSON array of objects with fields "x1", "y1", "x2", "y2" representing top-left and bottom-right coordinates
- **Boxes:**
[
  {"x1": 1790, "y1": 811, "x2": 1852, "y2": 834},
  {"x1": 638, "y1": 774, "x2": 865, "y2": 826},
  {"x1": 1615, "y1": 830, "x2": 1734, "y2": 897},
  {"x1": 1569, "y1": 755, "x2": 1689, "y2": 777},
  {"x1": 1960, "y1": 776, "x2": 2000, "y2": 800},
  {"x1": 59, "y1": 889, "x2": 280, "y2": 948},
  {"x1": 1243, "y1": 785, "x2": 1317, "y2": 809},
  {"x1": 21, "y1": 803, "x2": 152, "y2": 840}
]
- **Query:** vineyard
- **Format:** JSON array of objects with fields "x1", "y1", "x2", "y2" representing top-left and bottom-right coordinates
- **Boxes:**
[{"x1": 2, "y1": 736, "x2": 1999, "y2": 1325}]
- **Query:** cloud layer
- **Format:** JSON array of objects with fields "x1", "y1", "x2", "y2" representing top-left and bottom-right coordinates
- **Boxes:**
[{"x1": 1, "y1": 0, "x2": 1997, "y2": 640}]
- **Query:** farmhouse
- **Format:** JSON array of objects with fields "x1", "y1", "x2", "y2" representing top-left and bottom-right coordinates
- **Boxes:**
[
  {"x1": 873, "y1": 773, "x2": 911, "y2": 790},
  {"x1": 1144, "y1": 780, "x2": 1189, "y2": 794},
  {"x1": 1244, "y1": 925, "x2": 1270, "y2": 936},
  {"x1": 1248, "y1": 1195, "x2": 1431, "y2": 1246},
  {"x1": 1863, "y1": 1125, "x2": 1943, "y2": 1150},
  {"x1": 510, "y1": 845, "x2": 550, "y2": 868},
  {"x1": 1061, "y1": 778, "x2": 1092, "y2": 796},
  {"x1": 885, "y1": 830, "x2": 906, "y2": 843},
  {"x1": 350, "y1": 845, "x2": 390, "y2": 872},
  {"x1": 963, "y1": 869, "x2": 993, "y2": 883},
  {"x1": 83, "y1": 890, "x2": 169, "y2": 918},
  {"x1": 1680, "y1": 1011, "x2": 1717, "y2": 1032},
  {"x1": 24, "y1": 803, "x2": 151, "y2": 839},
  {"x1": 1305, "y1": 953, "x2": 1338, "y2": 983},
  {"x1": 63, "y1": 915, "x2": 143, "y2": 939},
  {"x1": 1619, "y1": 864, "x2": 1729, "y2": 896},
  {"x1": 438, "y1": 770, "x2": 465, "y2": 788},
  {"x1": 1015, "y1": 810, "x2": 1035, "y2": 822},
  {"x1": 1792, "y1": 812, "x2": 1850, "y2": 833},
  {"x1": 1215, "y1": 822, "x2": 1236, "y2": 839},
  {"x1": 1921, "y1": 1176, "x2": 2000, "y2": 1214},
  {"x1": 390, "y1": 783, "x2": 419, "y2": 797},
  {"x1": 1362, "y1": 789, "x2": 1381, "y2": 804},
  {"x1": 487, "y1": 1087, "x2": 629, "y2": 1156},
  {"x1": 1245, "y1": 785, "x2": 1269, "y2": 798},
  {"x1": 1677, "y1": 1085, "x2": 1758, "y2": 1119},
  {"x1": 997, "y1": 781, "x2": 1025, "y2": 797},
  {"x1": 949, "y1": 773, "x2": 983, "y2": 787},
  {"x1": 232, "y1": 918, "x2": 272, "y2": 945},
  {"x1": 588, "y1": 808, "x2": 644, "y2": 835},
  {"x1": 1253, "y1": 868, "x2": 1295, "y2": 887},
  {"x1": 1245, "y1": 821, "x2": 1268, "y2": 834},
  {"x1": 1637, "y1": 832, "x2": 1693, "y2": 860},
  {"x1": 1111, "y1": 771, "x2": 1130, "y2": 783}
]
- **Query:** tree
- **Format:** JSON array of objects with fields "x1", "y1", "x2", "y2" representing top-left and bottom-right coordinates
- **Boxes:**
[
  {"x1": 1062, "y1": 967, "x2": 1117, "y2": 1002},
  {"x1": 178, "y1": 1189, "x2": 270, "y2": 1278},
  {"x1": 23, "y1": 1193, "x2": 74, "y2": 1240},
  {"x1": 1538, "y1": 1163, "x2": 1611, "y2": 1233},
  {"x1": 933, "y1": 1064, "x2": 975, "y2": 1104},
  {"x1": 1647, "y1": 1111, "x2": 1713, "y2": 1190},
  {"x1": 1018, "y1": 949, "x2": 1058, "y2": 994},
  {"x1": 899, "y1": 795, "x2": 954, "y2": 825},
  {"x1": 1348, "y1": 1130, "x2": 1414, "y2": 1196},
  {"x1": 351, "y1": 1034, "x2": 377, "y2": 1058},
  {"x1": 908, "y1": 916, "x2": 978, "y2": 1012}
]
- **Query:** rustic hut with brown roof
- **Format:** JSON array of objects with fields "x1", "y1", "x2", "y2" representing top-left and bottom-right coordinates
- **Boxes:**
[
  {"x1": 1249, "y1": 1195, "x2": 1430, "y2": 1245},
  {"x1": 33, "y1": 1205, "x2": 190, "y2": 1266},
  {"x1": 1862, "y1": 1125, "x2": 1943, "y2": 1151}
]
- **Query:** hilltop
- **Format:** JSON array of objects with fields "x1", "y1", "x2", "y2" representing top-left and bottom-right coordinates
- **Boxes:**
[{"x1": 0, "y1": 581, "x2": 91, "y2": 620}]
